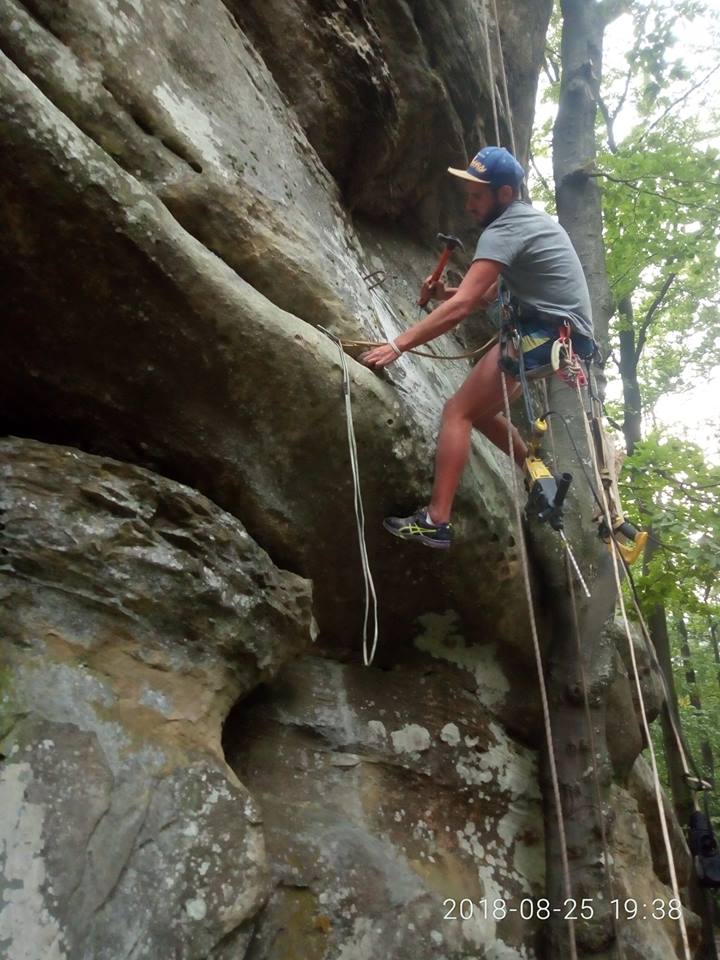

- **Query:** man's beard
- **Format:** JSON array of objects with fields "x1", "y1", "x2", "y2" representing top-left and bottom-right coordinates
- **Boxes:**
[{"x1": 478, "y1": 198, "x2": 506, "y2": 228}]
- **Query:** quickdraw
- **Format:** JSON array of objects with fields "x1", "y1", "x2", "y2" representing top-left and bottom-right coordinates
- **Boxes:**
[{"x1": 550, "y1": 321, "x2": 586, "y2": 387}]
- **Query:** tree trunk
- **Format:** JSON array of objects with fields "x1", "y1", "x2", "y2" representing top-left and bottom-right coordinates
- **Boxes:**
[
  {"x1": 710, "y1": 620, "x2": 720, "y2": 690},
  {"x1": 643, "y1": 536, "x2": 693, "y2": 823},
  {"x1": 553, "y1": 0, "x2": 615, "y2": 350},
  {"x1": 539, "y1": 2, "x2": 628, "y2": 956},
  {"x1": 550, "y1": 5, "x2": 717, "y2": 958},
  {"x1": 617, "y1": 297, "x2": 642, "y2": 455},
  {"x1": 678, "y1": 616, "x2": 715, "y2": 785},
  {"x1": 644, "y1": 546, "x2": 719, "y2": 960}
]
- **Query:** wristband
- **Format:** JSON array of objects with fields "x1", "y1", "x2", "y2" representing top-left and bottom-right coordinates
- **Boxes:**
[{"x1": 389, "y1": 340, "x2": 403, "y2": 357}]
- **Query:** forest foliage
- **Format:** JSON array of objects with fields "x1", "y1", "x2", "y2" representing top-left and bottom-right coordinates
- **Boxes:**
[{"x1": 534, "y1": 1, "x2": 720, "y2": 801}]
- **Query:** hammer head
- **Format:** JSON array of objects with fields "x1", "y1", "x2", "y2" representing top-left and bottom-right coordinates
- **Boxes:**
[{"x1": 437, "y1": 233, "x2": 465, "y2": 252}]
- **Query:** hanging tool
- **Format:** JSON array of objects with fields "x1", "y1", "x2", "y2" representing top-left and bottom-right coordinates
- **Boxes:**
[
  {"x1": 551, "y1": 322, "x2": 587, "y2": 386},
  {"x1": 417, "y1": 234, "x2": 465, "y2": 314},
  {"x1": 523, "y1": 415, "x2": 591, "y2": 597},
  {"x1": 583, "y1": 378, "x2": 648, "y2": 564},
  {"x1": 524, "y1": 417, "x2": 572, "y2": 532}
]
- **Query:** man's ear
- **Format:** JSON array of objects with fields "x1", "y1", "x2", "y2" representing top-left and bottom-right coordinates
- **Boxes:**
[{"x1": 497, "y1": 184, "x2": 515, "y2": 204}]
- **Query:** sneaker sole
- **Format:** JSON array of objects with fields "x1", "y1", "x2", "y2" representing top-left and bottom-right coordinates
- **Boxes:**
[{"x1": 382, "y1": 520, "x2": 451, "y2": 550}]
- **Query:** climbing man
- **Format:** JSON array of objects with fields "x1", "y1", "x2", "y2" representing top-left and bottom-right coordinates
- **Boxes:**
[{"x1": 361, "y1": 145, "x2": 595, "y2": 549}]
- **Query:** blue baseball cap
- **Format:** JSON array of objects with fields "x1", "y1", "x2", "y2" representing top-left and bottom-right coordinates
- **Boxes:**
[{"x1": 448, "y1": 146, "x2": 524, "y2": 190}]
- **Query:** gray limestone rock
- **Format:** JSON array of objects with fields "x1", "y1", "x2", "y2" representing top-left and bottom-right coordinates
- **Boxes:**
[
  {"x1": 607, "y1": 616, "x2": 666, "y2": 728},
  {"x1": 0, "y1": 1, "x2": 698, "y2": 958},
  {"x1": 224, "y1": 655, "x2": 546, "y2": 960},
  {"x1": 232, "y1": 0, "x2": 551, "y2": 226},
  {"x1": 0, "y1": 437, "x2": 313, "y2": 959},
  {"x1": 612, "y1": 777, "x2": 699, "y2": 959},
  {"x1": 0, "y1": 3, "x2": 530, "y2": 654}
]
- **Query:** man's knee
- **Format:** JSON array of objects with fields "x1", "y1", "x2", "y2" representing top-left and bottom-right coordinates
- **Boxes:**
[{"x1": 442, "y1": 394, "x2": 472, "y2": 423}]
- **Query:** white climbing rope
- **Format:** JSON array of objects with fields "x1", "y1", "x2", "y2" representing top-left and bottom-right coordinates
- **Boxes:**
[
  {"x1": 575, "y1": 375, "x2": 692, "y2": 960},
  {"x1": 500, "y1": 370, "x2": 579, "y2": 960},
  {"x1": 558, "y1": 528, "x2": 591, "y2": 599},
  {"x1": 489, "y1": 0, "x2": 518, "y2": 157},
  {"x1": 319, "y1": 327, "x2": 380, "y2": 666},
  {"x1": 540, "y1": 378, "x2": 622, "y2": 958},
  {"x1": 481, "y1": 0, "x2": 501, "y2": 145},
  {"x1": 622, "y1": 562, "x2": 704, "y2": 803}
]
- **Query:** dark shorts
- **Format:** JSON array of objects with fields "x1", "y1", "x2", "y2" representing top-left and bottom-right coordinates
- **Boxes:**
[{"x1": 519, "y1": 323, "x2": 594, "y2": 372}]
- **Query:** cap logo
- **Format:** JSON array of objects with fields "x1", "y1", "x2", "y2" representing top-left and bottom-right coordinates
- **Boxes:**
[{"x1": 469, "y1": 159, "x2": 487, "y2": 174}]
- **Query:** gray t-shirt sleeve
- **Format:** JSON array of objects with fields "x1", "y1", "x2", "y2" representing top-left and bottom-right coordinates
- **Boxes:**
[{"x1": 473, "y1": 217, "x2": 527, "y2": 266}]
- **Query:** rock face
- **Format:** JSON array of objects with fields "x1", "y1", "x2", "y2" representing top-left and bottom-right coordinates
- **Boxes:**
[
  {"x1": 0, "y1": 437, "x2": 313, "y2": 958},
  {"x1": 225, "y1": 656, "x2": 545, "y2": 960},
  {"x1": 0, "y1": 0, "x2": 532, "y2": 652},
  {"x1": 231, "y1": 0, "x2": 547, "y2": 224},
  {"x1": 0, "y1": 1, "x2": 697, "y2": 958}
]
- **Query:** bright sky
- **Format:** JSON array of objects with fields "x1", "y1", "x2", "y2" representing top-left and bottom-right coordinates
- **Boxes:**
[{"x1": 530, "y1": 4, "x2": 720, "y2": 460}]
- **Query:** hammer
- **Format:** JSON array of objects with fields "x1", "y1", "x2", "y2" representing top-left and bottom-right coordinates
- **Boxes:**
[{"x1": 418, "y1": 233, "x2": 465, "y2": 308}]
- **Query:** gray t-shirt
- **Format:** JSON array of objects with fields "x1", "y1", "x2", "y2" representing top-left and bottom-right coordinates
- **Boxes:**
[{"x1": 473, "y1": 201, "x2": 593, "y2": 339}]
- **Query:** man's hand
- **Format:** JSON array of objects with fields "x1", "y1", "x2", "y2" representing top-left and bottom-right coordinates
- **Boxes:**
[
  {"x1": 419, "y1": 276, "x2": 446, "y2": 303},
  {"x1": 419, "y1": 275, "x2": 457, "y2": 304},
  {"x1": 359, "y1": 343, "x2": 402, "y2": 369},
  {"x1": 360, "y1": 259, "x2": 502, "y2": 367}
]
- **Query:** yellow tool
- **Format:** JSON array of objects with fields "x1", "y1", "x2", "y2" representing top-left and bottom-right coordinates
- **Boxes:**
[{"x1": 524, "y1": 418, "x2": 572, "y2": 532}]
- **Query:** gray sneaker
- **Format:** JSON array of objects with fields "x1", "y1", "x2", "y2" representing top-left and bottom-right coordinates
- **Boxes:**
[{"x1": 382, "y1": 509, "x2": 453, "y2": 550}]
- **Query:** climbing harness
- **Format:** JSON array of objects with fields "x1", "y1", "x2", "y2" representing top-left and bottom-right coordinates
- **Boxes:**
[
  {"x1": 318, "y1": 326, "x2": 379, "y2": 667},
  {"x1": 497, "y1": 298, "x2": 596, "y2": 598}
]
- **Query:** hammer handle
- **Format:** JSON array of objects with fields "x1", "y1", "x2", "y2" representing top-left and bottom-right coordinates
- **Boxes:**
[{"x1": 418, "y1": 248, "x2": 452, "y2": 307}]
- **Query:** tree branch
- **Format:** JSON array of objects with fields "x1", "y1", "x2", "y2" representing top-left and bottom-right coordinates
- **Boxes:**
[
  {"x1": 610, "y1": 64, "x2": 634, "y2": 124},
  {"x1": 598, "y1": 0, "x2": 631, "y2": 27},
  {"x1": 542, "y1": 53, "x2": 561, "y2": 86},
  {"x1": 588, "y1": 173, "x2": 720, "y2": 214},
  {"x1": 528, "y1": 152, "x2": 554, "y2": 199},
  {"x1": 635, "y1": 272, "x2": 677, "y2": 365},
  {"x1": 598, "y1": 96, "x2": 617, "y2": 153},
  {"x1": 638, "y1": 63, "x2": 720, "y2": 143}
]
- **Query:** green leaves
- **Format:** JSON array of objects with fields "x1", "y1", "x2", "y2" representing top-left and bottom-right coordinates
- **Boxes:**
[{"x1": 619, "y1": 432, "x2": 720, "y2": 616}]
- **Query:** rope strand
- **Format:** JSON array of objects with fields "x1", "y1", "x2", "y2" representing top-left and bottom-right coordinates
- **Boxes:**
[
  {"x1": 490, "y1": 0, "x2": 517, "y2": 155},
  {"x1": 340, "y1": 334, "x2": 497, "y2": 362},
  {"x1": 481, "y1": 0, "x2": 501, "y2": 144},
  {"x1": 501, "y1": 371, "x2": 579, "y2": 960},
  {"x1": 319, "y1": 326, "x2": 380, "y2": 666},
  {"x1": 575, "y1": 375, "x2": 692, "y2": 960}
]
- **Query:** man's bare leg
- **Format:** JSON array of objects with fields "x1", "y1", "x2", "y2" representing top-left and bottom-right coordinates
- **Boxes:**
[{"x1": 427, "y1": 344, "x2": 526, "y2": 523}]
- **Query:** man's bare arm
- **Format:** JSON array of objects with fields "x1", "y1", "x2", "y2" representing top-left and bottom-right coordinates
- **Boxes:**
[
  {"x1": 360, "y1": 260, "x2": 502, "y2": 369},
  {"x1": 395, "y1": 259, "x2": 502, "y2": 352}
]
